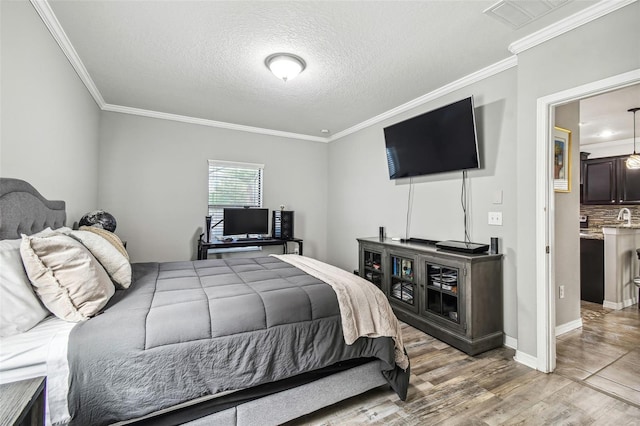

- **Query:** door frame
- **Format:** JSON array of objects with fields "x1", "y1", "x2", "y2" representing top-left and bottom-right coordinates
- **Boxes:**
[{"x1": 535, "y1": 69, "x2": 640, "y2": 373}]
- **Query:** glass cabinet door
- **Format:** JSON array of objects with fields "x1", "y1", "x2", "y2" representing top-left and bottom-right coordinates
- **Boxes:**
[
  {"x1": 362, "y1": 249, "x2": 383, "y2": 289},
  {"x1": 425, "y1": 262, "x2": 460, "y2": 324},
  {"x1": 389, "y1": 254, "x2": 417, "y2": 312}
]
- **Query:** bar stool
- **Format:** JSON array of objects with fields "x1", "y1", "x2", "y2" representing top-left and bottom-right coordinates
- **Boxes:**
[{"x1": 635, "y1": 249, "x2": 640, "y2": 309}]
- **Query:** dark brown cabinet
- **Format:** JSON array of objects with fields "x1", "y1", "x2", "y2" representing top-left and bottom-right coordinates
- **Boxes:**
[
  {"x1": 619, "y1": 164, "x2": 640, "y2": 203},
  {"x1": 580, "y1": 238, "x2": 604, "y2": 304},
  {"x1": 358, "y1": 237, "x2": 503, "y2": 355},
  {"x1": 583, "y1": 158, "x2": 617, "y2": 204},
  {"x1": 582, "y1": 155, "x2": 640, "y2": 204}
]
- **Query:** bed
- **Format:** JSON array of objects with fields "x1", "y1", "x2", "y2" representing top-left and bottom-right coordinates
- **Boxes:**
[{"x1": 0, "y1": 177, "x2": 409, "y2": 425}]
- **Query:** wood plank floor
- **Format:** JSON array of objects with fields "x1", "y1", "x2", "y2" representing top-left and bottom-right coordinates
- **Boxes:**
[
  {"x1": 287, "y1": 303, "x2": 640, "y2": 425},
  {"x1": 555, "y1": 301, "x2": 640, "y2": 408}
]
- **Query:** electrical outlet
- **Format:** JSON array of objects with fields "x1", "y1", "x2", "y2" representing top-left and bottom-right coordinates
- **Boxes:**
[
  {"x1": 488, "y1": 212, "x2": 503, "y2": 226},
  {"x1": 559, "y1": 285, "x2": 565, "y2": 299}
]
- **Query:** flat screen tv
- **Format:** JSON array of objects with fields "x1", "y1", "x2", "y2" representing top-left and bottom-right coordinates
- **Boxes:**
[
  {"x1": 223, "y1": 208, "x2": 269, "y2": 236},
  {"x1": 383, "y1": 96, "x2": 479, "y2": 179}
]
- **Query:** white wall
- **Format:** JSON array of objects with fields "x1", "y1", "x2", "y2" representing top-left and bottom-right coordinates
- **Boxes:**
[
  {"x1": 554, "y1": 103, "x2": 581, "y2": 328},
  {"x1": 515, "y1": 1, "x2": 640, "y2": 357},
  {"x1": 327, "y1": 68, "x2": 519, "y2": 341},
  {"x1": 0, "y1": 0, "x2": 100, "y2": 221},
  {"x1": 98, "y1": 112, "x2": 328, "y2": 263}
]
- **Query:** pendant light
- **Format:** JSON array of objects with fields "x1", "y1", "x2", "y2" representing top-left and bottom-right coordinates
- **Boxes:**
[{"x1": 627, "y1": 107, "x2": 640, "y2": 169}]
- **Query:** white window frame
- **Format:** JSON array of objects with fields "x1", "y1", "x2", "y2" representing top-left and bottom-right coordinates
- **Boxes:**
[{"x1": 207, "y1": 160, "x2": 264, "y2": 245}]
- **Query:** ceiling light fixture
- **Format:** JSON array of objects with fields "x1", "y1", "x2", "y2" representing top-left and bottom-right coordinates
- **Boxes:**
[
  {"x1": 265, "y1": 53, "x2": 306, "y2": 82},
  {"x1": 627, "y1": 107, "x2": 640, "y2": 169}
]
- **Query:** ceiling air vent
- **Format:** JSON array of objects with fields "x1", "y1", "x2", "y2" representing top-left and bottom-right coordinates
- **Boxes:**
[{"x1": 484, "y1": 0, "x2": 569, "y2": 29}]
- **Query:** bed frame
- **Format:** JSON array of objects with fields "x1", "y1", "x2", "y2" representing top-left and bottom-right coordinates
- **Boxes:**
[
  {"x1": 0, "y1": 177, "x2": 389, "y2": 425},
  {"x1": 0, "y1": 178, "x2": 66, "y2": 240}
]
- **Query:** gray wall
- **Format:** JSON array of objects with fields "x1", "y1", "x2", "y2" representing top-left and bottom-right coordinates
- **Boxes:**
[
  {"x1": 515, "y1": 2, "x2": 640, "y2": 356},
  {"x1": 3, "y1": 0, "x2": 639, "y2": 362},
  {"x1": 554, "y1": 103, "x2": 581, "y2": 328},
  {"x1": 327, "y1": 69, "x2": 519, "y2": 341},
  {"x1": 0, "y1": 0, "x2": 100, "y2": 221},
  {"x1": 97, "y1": 112, "x2": 328, "y2": 263}
]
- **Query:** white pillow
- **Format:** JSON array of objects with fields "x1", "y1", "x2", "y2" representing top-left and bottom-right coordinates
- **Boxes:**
[
  {"x1": 0, "y1": 239, "x2": 50, "y2": 337},
  {"x1": 66, "y1": 227, "x2": 131, "y2": 289},
  {"x1": 20, "y1": 233, "x2": 115, "y2": 322}
]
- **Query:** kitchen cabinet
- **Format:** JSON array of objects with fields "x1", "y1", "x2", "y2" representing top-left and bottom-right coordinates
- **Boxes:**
[
  {"x1": 619, "y1": 164, "x2": 640, "y2": 203},
  {"x1": 582, "y1": 155, "x2": 640, "y2": 204},
  {"x1": 580, "y1": 238, "x2": 604, "y2": 304}
]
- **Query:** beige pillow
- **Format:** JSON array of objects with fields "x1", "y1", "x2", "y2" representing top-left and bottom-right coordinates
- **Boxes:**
[
  {"x1": 20, "y1": 233, "x2": 115, "y2": 322},
  {"x1": 67, "y1": 227, "x2": 132, "y2": 289},
  {"x1": 79, "y1": 226, "x2": 129, "y2": 260}
]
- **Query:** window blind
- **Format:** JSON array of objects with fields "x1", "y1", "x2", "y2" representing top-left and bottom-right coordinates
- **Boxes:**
[{"x1": 207, "y1": 160, "x2": 264, "y2": 239}]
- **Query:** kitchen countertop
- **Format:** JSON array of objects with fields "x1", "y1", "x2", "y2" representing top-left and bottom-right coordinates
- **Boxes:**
[
  {"x1": 580, "y1": 225, "x2": 640, "y2": 240},
  {"x1": 580, "y1": 229, "x2": 604, "y2": 240}
]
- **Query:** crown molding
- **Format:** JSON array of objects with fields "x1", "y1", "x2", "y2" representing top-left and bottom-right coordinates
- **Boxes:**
[
  {"x1": 102, "y1": 104, "x2": 328, "y2": 143},
  {"x1": 104, "y1": 55, "x2": 516, "y2": 144},
  {"x1": 35, "y1": 0, "x2": 631, "y2": 144},
  {"x1": 327, "y1": 56, "x2": 518, "y2": 142},
  {"x1": 29, "y1": 0, "x2": 105, "y2": 108},
  {"x1": 581, "y1": 137, "x2": 634, "y2": 150},
  {"x1": 508, "y1": 0, "x2": 637, "y2": 54}
]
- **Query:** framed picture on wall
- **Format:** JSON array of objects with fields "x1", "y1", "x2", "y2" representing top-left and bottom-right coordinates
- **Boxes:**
[{"x1": 553, "y1": 126, "x2": 571, "y2": 192}]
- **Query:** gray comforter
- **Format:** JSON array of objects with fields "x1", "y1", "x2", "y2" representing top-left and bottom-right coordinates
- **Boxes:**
[{"x1": 67, "y1": 257, "x2": 408, "y2": 425}]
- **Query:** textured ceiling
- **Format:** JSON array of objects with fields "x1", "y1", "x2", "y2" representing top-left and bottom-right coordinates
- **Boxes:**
[
  {"x1": 579, "y1": 83, "x2": 640, "y2": 146},
  {"x1": 47, "y1": 0, "x2": 600, "y2": 138}
]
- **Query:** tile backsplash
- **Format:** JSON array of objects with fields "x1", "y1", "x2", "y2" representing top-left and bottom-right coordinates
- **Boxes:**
[{"x1": 580, "y1": 205, "x2": 640, "y2": 228}]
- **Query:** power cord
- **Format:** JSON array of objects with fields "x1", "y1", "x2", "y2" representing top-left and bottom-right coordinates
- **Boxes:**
[
  {"x1": 405, "y1": 177, "x2": 414, "y2": 240},
  {"x1": 461, "y1": 170, "x2": 470, "y2": 243}
]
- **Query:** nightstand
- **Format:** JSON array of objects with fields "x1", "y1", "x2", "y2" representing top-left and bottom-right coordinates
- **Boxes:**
[{"x1": 0, "y1": 377, "x2": 45, "y2": 426}]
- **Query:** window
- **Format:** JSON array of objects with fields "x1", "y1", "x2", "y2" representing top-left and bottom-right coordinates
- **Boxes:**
[{"x1": 207, "y1": 160, "x2": 264, "y2": 241}]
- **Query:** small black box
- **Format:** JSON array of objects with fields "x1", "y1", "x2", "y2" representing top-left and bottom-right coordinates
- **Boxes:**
[
  {"x1": 435, "y1": 240, "x2": 489, "y2": 254},
  {"x1": 272, "y1": 210, "x2": 294, "y2": 240}
]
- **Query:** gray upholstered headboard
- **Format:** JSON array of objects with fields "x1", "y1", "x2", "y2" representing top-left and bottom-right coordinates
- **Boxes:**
[{"x1": 0, "y1": 178, "x2": 66, "y2": 240}]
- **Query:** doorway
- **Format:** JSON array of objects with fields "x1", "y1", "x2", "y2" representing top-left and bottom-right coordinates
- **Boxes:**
[{"x1": 536, "y1": 69, "x2": 640, "y2": 373}]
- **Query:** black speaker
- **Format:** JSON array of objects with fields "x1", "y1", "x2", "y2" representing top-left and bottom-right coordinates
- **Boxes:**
[{"x1": 272, "y1": 210, "x2": 294, "y2": 240}]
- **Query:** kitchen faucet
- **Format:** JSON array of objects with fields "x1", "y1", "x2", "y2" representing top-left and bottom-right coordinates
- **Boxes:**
[{"x1": 617, "y1": 207, "x2": 632, "y2": 226}]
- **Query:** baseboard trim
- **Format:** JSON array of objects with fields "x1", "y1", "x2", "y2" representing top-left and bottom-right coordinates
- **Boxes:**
[
  {"x1": 513, "y1": 350, "x2": 538, "y2": 370},
  {"x1": 555, "y1": 318, "x2": 583, "y2": 336},
  {"x1": 603, "y1": 300, "x2": 620, "y2": 310},
  {"x1": 603, "y1": 298, "x2": 636, "y2": 310},
  {"x1": 503, "y1": 335, "x2": 517, "y2": 350}
]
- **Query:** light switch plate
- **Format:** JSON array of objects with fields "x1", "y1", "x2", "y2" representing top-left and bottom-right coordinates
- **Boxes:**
[{"x1": 493, "y1": 190, "x2": 503, "y2": 204}]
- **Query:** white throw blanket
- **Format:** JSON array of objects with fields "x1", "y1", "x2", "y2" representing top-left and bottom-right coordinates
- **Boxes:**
[{"x1": 272, "y1": 255, "x2": 409, "y2": 370}]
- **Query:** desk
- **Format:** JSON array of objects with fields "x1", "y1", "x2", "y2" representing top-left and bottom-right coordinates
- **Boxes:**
[{"x1": 197, "y1": 236, "x2": 303, "y2": 260}]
